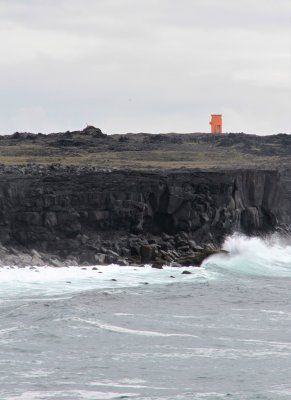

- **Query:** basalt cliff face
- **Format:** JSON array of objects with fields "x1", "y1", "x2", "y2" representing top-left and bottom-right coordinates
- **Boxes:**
[{"x1": 0, "y1": 166, "x2": 284, "y2": 266}]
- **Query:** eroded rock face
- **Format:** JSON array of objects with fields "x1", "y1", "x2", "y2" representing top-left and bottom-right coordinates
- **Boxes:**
[
  {"x1": 0, "y1": 167, "x2": 284, "y2": 264},
  {"x1": 0, "y1": 166, "x2": 285, "y2": 265},
  {"x1": 280, "y1": 168, "x2": 291, "y2": 226}
]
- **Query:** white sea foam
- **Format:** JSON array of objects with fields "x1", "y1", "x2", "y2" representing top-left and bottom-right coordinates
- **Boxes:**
[
  {"x1": 115, "y1": 347, "x2": 290, "y2": 360},
  {"x1": 72, "y1": 317, "x2": 198, "y2": 338},
  {"x1": 0, "y1": 326, "x2": 20, "y2": 335},
  {"x1": 2, "y1": 390, "x2": 139, "y2": 399},
  {"x1": 1, "y1": 233, "x2": 290, "y2": 301},
  {"x1": 0, "y1": 264, "x2": 214, "y2": 299},
  {"x1": 88, "y1": 378, "x2": 169, "y2": 390},
  {"x1": 204, "y1": 233, "x2": 291, "y2": 277}
]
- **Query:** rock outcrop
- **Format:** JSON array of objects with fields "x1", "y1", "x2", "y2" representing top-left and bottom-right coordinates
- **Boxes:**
[{"x1": 0, "y1": 166, "x2": 284, "y2": 266}]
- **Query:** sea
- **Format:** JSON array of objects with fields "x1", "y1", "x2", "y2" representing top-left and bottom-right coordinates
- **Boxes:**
[{"x1": 0, "y1": 234, "x2": 291, "y2": 400}]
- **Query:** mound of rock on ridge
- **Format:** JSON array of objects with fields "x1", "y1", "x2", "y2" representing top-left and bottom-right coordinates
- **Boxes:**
[{"x1": 0, "y1": 165, "x2": 284, "y2": 267}]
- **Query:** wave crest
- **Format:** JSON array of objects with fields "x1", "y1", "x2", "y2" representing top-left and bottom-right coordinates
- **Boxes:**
[{"x1": 204, "y1": 233, "x2": 291, "y2": 277}]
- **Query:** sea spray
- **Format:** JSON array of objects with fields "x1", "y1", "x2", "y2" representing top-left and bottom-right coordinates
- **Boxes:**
[
  {"x1": 204, "y1": 233, "x2": 291, "y2": 277},
  {"x1": 1, "y1": 234, "x2": 291, "y2": 301}
]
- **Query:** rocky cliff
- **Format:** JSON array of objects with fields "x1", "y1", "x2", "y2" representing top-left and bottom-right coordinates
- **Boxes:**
[{"x1": 0, "y1": 166, "x2": 283, "y2": 266}]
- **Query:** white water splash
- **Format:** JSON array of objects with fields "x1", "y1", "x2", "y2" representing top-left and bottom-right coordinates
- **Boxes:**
[
  {"x1": 204, "y1": 233, "x2": 291, "y2": 277},
  {"x1": 1, "y1": 234, "x2": 290, "y2": 301}
]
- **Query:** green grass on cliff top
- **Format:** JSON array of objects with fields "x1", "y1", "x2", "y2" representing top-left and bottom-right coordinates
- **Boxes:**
[{"x1": 0, "y1": 142, "x2": 284, "y2": 169}]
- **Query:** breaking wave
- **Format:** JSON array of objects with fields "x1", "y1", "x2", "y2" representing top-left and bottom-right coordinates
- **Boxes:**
[
  {"x1": 204, "y1": 233, "x2": 291, "y2": 278},
  {"x1": 1, "y1": 234, "x2": 291, "y2": 301}
]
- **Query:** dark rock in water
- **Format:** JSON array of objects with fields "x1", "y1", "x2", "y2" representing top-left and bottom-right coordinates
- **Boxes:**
[
  {"x1": 182, "y1": 270, "x2": 192, "y2": 275},
  {"x1": 152, "y1": 264, "x2": 163, "y2": 269},
  {"x1": 105, "y1": 253, "x2": 118, "y2": 264},
  {"x1": 192, "y1": 249, "x2": 222, "y2": 266},
  {"x1": 152, "y1": 257, "x2": 165, "y2": 267},
  {"x1": 177, "y1": 249, "x2": 221, "y2": 267},
  {"x1": 170, "y1": 275, "x2": 175, "y2": 278},
  {"x1": 92, "y1": 267, "x2": 98, "y2": 270},
  {"x1": 128, "y1": 256, "x2": 141, "y2": 265},
  {"x1": 111, "y1": 278, "x2": 117, "y2": 281},
  {"x1": 116, "y1": 259, "x2": 128, "y2": 266}
]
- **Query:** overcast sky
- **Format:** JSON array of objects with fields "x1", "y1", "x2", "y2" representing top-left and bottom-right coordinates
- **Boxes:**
[{"x1": 0, "y1": 0, "x2": 290, "y2": 135}]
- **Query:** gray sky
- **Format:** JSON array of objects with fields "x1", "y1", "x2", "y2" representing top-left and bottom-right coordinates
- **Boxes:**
[{"x1": 0, "y1": 0, "x2": 290, "y2": 135}]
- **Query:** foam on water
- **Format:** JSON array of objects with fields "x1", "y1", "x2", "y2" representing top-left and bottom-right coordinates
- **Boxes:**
[
  {"x1": 1, "y1": 235, "x2": 291, "y2": 400},
  {"x1": 1, "y1": 233, "x2": 291, "y2": 301},
  {"x1": 0, "y1": 264, "x2": 214, "y2": 300},
  {"x1": 3, "y1": 390, "x2": 139, "y2": 399},
  {"x1": 71, "y1": 317, "x2": 199, "y2": 337},
  {"x1": 204, "y1": 233, "x2": 291, "y2": 277}
]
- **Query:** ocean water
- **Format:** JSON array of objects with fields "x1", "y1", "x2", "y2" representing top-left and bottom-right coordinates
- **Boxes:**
[{"x1": 0, "y1": 234, "x2": 291, "y2": 400}]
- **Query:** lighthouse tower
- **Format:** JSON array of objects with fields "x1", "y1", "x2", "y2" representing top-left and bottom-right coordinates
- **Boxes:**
[{"x1": 210, "y1": 114, "x2": 222, "y2": 134}]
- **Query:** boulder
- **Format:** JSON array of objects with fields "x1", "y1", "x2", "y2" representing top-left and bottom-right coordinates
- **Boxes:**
[
  {"x1": 140, "y1": 245, "x2": 155, "y2": 263},
  {"x1": 152, "y1": 263, "x2": 163, "y2": 269}
]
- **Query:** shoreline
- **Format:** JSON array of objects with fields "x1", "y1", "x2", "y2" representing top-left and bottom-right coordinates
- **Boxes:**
[{"x1": 0, "y1": 234, "x2": 222, "y2": 269}]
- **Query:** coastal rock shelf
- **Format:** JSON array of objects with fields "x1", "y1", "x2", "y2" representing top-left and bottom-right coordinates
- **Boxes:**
[{"x1": 0, "y1": 167, "x2": 284, "y2": 266}]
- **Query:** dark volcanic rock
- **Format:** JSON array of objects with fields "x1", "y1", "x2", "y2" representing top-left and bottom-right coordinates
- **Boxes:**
[
  {"x1": 0, "y1": 166, "x2": 285, "y2": 265},
  {"x1": 152, "y1": 264, "x2": 163, "y2": 269},
  {"x1": 140, "y1": 244, "x2": 155, "y2": 263},
  {"x1": 177, "y1": 249, "x2": 222, "y2": 267}
]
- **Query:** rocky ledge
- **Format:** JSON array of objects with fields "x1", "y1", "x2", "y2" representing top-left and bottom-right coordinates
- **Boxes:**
[{"x1": 0, "y1": 166, "x2": 284, "y2": 268}]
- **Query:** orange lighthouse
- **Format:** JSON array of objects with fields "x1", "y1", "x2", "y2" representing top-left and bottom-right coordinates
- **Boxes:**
[{"x1": 210, "y1": 114, "x2": 222, "y2": 134}]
